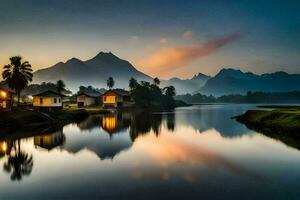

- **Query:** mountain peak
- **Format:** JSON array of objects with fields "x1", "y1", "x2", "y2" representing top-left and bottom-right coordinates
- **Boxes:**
[
  {"x1": 191, "y1": 73, "x2": 210, "y2": 80},
  {"x1": 66, "y1": 57, "x2": 83, "y2": 64},
  {"x1": 219, "y1": 68, "x2": 242, "y2": 74},
  {"x1": 215, "y1": 68, "x2": 258, "y2": 80},
  {"x1": 94, "y1": 51, "x2": 119, "y2": 60}
]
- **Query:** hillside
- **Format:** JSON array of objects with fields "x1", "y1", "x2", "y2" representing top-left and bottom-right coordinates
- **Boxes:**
[
  {"x1": 161, "y1": 73, "x2": 210, "y2": 94},
  {"x1": 33, "y1": 52, "x2": 152, "y2": 91},
  {"x1": 199, "y1": 68, "x2": 300, "y2": 96}
]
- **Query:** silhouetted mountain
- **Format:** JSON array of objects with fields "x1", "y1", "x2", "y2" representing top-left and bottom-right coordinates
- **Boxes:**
[
  {"x1": 33, "y1": 52, "x2": 152, "y2": 92},
  {"x1": 161, "y1": 73, "x2": 210, "y2": 94},
  {"x1": 199, "y1": 68, "x2": 300, "y2": 96}
]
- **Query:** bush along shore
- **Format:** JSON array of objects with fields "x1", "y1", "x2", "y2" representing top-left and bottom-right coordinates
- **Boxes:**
[{"x1": 235, "y1": 107, "x2": 300, "y2": 137}]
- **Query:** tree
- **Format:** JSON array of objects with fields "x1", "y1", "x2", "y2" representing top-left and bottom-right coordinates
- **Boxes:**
[
  {"x1": 2, "y1": 56, "x2": 33, "y2": 106},
  {"x1": 141, "y1": 81, "x2": 150, "y2": 87},
  {"x1": 164, "y1": 86, "x2": 176, "y2": 97},
  {"x1": 56, "y1": 80, "x2": 66, "y2": 95},
  {"x1": 129, "y1": 78, "x2": 138, "y2": 90},
  {"x1": 153, "y1": 77, "x2": 160, "y2": 86},
  {"x1": 107, "y1": 77, "x2": 115, "y2": 89}
]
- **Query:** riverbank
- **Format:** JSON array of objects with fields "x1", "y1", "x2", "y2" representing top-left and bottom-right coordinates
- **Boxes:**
[
  {"x1": 236, "y1": 107, "x2": 300, "y2": 137},
  {"x1": 0, "y1": 108, "x2": 112, "y2": 135},
  {"x1": 0, "y1": 109, "x2": 87, "y2": 131}
]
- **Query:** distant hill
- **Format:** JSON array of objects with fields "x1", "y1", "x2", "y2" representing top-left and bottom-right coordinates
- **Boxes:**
[
  {"x1": 161, "y1": 73, "x2": 210, "y2": 94},
  {"x1": 33, "y1": 52, "x2": 152, "y2": 92},
  {"x1": 199, "y1": 68, "x2": 300, "y2": 96},
  {"x1": 176, "y1": 91, "x2": 300, "y2": 104}
]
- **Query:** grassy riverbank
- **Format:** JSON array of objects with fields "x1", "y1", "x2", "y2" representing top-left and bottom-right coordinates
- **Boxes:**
[{"x1": 236, "y1": 107, "x2": 300, "y2": 136}]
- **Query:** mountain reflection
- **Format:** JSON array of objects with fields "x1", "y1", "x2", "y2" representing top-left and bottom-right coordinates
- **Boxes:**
[{"x1": 175, "y1": 105, "x2": 252, "y2": 137}]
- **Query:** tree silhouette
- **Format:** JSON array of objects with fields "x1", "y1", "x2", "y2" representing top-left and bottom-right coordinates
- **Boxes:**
[
  {"x1": 153, "y1": 77, "x2": 160, "y2": 86},
  {"x1": 164, "y1": 86, "x2": 176, "y2": 97},
  {"x1": 56, "y1": 80, "x2": 66, "y2": 95},
  {"x1": 129, "y1": 78, "x2": 138, "y2": 90},
  {"x1": 107, "y1": 77, "x2": 115, "y2": 89},
  {"x1": 3, "y1": 140, "x2": 33, "y2": 181},
  {"x1": 2, "y1": 56, "x2": 33, "y2": 106}
]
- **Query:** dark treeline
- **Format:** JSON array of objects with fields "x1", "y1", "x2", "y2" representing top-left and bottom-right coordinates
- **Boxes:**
[
  {"x1": 129, "y1": 77, "x2": 178, "y2": 110},
  {"x1": 22, "y1": 81, "x2": 72, "y2": 96},
  {"x1": 176, "y1": 91, "x2": 300, "y2": 104},
  {"x1": 78, "y1": 85, "x2": 106, "y2": 94}
]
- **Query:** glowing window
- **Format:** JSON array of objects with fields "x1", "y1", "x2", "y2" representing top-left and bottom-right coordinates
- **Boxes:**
[
  {"x1": 0, "y1": 91, "x2": 7, "y2": 99},
  {"x1": 104, "y1": 95, "x2": 116, "y2": 103}
]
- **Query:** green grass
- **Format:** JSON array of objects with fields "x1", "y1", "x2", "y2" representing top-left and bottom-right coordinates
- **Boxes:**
[
  {"x1": 236, "y1": 108, "x2": 300, "y2": 135},
  {"x1": 236, "y1": 108, "x2": 300, "y2": 150}
]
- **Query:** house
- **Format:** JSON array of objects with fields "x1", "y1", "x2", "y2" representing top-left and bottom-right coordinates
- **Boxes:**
[
  {"x1": 76, "y1": 91, "x2": 102, "y2": 107},
  {"x1": 0, "y1": 87, "x2": 13, "y2": 110},
  {"x1": 102, "y1": 89, "x2": 132, "y2": 108},
  {"x1": 33, "y1": 90, "x2": 65, "y2": 112}
]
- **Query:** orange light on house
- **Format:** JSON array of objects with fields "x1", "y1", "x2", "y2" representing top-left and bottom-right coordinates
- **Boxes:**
[
  {"x1": 103, "y1": 95, "x2": 116, "y2": 103},
  {"x1": 0, "y1": 91, "x2": 7, "y2": 99},
  {"x1": 102, "y1": 116, "x2": 116, "y2": 131}
]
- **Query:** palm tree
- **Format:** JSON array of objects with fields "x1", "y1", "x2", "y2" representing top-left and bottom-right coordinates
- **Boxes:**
[
  {"x1": 107, "y1": 77, "x2": 115, "y2": 89},
  {"x1": 129, "y1": 78, "x2": 138, "y2": 90},
  {"x1": 153, "y1": 77, "x2": 160, "y2": 86},
  {"x1": 56, "y1": 80, "x2": 66, "y2": 95},
  {"x1": 3, "y1": 140, "x2": 33, "y2": 181},
  {"x1": 164, "y1": 86, "x2": 176, "y2": 97},
  {"x1": 2, "y1": 56, "x2": 33, "y2": 106}
]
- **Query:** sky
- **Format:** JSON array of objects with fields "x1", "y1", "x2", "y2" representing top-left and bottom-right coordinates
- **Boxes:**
[{"x1": 0, "y1": 0, "x2": 299, "y2": 79}]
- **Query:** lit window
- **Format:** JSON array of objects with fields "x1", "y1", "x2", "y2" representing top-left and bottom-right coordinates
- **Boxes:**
[
  {"x1": 104, "y1": 95, "x2": 116, "y2": 103},
  {"x1": 0, "y1": 91, "x2": 7, "y2": 99}
]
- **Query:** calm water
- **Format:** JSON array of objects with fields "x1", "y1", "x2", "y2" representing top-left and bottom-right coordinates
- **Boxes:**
[{"x1": 1, "y1": 104, "x2": 300, "y2": 200}]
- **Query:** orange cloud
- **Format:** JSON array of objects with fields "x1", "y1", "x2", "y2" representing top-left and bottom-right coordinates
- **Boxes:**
[
  {"x1": 182, "y1": 30, "x2": 194, "y2": 39},
  {"x1": 138, "y1": 32, "x2": 243, "y2": 75}
]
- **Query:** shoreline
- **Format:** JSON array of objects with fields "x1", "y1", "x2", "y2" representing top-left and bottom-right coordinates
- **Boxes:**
[
  {"x1": 0, "y1": 108, "x2": 111, "y2": 137},
  {"x1": 235, "y1": 107, "x2": 300, "y2": 137}
]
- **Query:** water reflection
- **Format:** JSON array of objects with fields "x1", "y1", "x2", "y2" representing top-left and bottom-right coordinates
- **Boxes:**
[
  {"x1": 34, "y1": 130, "x2": 65, "y2": 151},
  {"x1": 1, "y1": 105, "x2": 300, "y2": 199},
  {"x1": 0, "y1": 105, "x2": 299, "y2": 185},
  {"x1": 175, "y1": 105, "x2": 253, "y2": 137},
  {"x1": 101, "y1": 112, "x2": 131, "y2": 134},
  {"x1": 2, "y1": 140, "x2": 33, "y2": 181}
]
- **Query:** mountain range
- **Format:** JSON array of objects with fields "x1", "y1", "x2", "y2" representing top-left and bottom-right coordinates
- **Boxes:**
[
  {"x1": 199, "y1": 68, "x2": 300, "y2": 96},
  {"x1": 161, "y1": 73, "x2": 210, "y2": 94},
  {"x1": 32, "y1": 52, "x2": 300, "y2": 95},
  {"x1": 33, "y1": 52, "x2": 151, "y2": 91}
]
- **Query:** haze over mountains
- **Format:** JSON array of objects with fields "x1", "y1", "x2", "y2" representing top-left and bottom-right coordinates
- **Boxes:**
[
  {"x1": 161, "y1": 73, "x2": 210, "y2": 94},
  {"x1": 33, "y1": 51, "x2": 300, "y2": 95}
]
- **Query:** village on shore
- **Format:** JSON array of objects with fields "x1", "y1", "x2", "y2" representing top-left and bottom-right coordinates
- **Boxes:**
[{"x1": 0, "y1": 56, "x2": 182, "y2": 113}]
